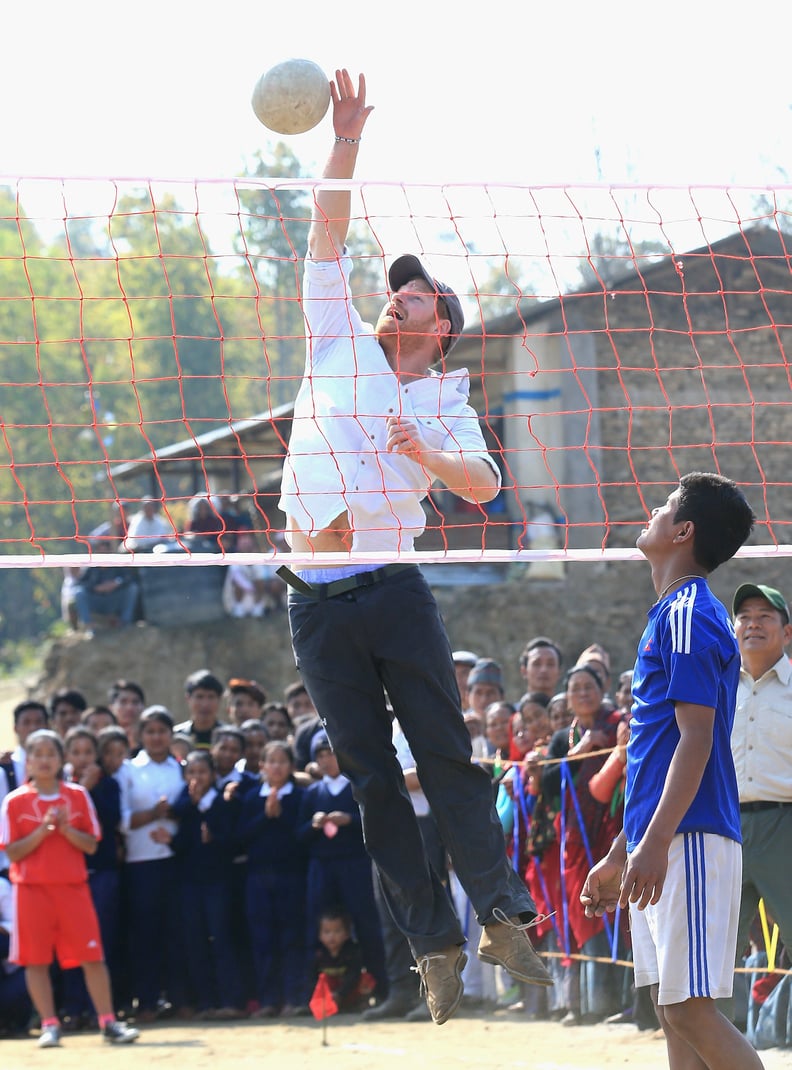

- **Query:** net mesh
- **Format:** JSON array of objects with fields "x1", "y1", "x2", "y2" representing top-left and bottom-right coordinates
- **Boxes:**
[{"x1": 1, "y1": 176, "x2": 791, "y2": 568}]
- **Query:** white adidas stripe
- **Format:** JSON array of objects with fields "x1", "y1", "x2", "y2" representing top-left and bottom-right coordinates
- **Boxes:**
[{"x1": 668, "y1": 584, "x2": 698, "y2": 654}]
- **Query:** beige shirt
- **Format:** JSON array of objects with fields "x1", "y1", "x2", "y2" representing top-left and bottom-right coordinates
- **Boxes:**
[{"x1": 732, "y1": 653, "x2": 792, "y2": 802}]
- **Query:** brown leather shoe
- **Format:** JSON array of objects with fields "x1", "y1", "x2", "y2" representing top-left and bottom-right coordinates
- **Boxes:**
[
  {"x1": 413, "y1": 946, "x2": 467, "y2": 1025},
  {"x1": 478, "y1": 910, "x2": 553, "y2": 986}
]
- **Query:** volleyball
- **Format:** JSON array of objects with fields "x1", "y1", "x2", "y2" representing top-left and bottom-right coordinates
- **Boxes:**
[{"x1": 251, "y1": 58, "x2": 331, "y2": 135}]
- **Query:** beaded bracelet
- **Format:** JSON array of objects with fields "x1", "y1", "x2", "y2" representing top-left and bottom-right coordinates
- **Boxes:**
[{"x1": 335, "y1": 135, "x2": 361, "y2": 144}]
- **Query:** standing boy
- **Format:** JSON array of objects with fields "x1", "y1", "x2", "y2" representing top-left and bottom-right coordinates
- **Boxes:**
[
  {"x1": 580, "y1": 472, "x2": 762, "y2": 1069},
  {"x1": 276, "y1": 67, "x2": 550, "y2": 1025}
]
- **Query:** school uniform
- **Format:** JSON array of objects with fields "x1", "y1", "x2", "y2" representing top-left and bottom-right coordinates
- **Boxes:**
[
  {"x1": 120, "y1": 752, "x2": 185, "y2": 1014},
  {"x1": 237, "y1": 780, "x2": 306, "y2": 1009},
  {"x1": 297, "y1": 775, "x2": 387, "y2": 998},
  {"x1": 62, "y1": 772, "x2": 124, "y2": 1020},
  {"x1": 171, "y1": 785, "x2": 242, "y2": 1011}
]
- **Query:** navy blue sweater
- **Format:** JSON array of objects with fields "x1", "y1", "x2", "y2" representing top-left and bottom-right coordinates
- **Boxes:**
[
  {"x1": 297, "y1": 779, "x2": 367, "y2": 860},
  {"x1": 171, "y1": 786, "x2": 238, "y2": 884},
  {"x1": 237, "y1": 781, "x2": 306, "y2": 874},
  {"x1": 87, "y1": 773, "x2": 122, "y2": 873}
]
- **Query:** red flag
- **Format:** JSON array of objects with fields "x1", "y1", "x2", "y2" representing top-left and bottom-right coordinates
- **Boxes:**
[{"x1": 310, "y1": 972, "x2": 339, "y2": 1021}]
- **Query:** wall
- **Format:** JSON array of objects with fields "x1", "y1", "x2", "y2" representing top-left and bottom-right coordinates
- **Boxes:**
[{"x1": 30, "y1": 553, "x2": 789, "y2": 715}]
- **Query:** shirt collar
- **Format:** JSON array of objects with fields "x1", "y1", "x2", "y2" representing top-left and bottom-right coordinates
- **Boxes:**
[
  {"x1": 322, "y1": 773, "x2": 350, "y2": 796},
  {"x1": 259, "y1": 780, "x2": 294, "y2": 799},
  {"x1": 741, "y1": 653, "x2": 792, "y2": 686}
]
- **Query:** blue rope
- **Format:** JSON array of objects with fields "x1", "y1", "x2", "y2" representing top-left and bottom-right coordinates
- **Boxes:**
[{"x1": 560, "y1": 759, "x2": 614, "y2": 948}]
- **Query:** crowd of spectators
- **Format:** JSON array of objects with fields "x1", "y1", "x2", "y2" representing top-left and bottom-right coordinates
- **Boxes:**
[
  {"x1": 0, "y1": 595, "x2": 788, "y2": 1049},
  {"x1": 60, "y1": 495, "x2": 287, "y2": 633}
]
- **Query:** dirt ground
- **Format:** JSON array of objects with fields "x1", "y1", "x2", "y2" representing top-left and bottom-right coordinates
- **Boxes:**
[{"x1": 2, "y1": 1011, "x2": 792, "y2": 1070}]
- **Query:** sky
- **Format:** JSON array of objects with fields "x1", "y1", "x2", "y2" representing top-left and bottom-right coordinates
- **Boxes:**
[
  {"x1": 3, "y1": 0, "x2": 791, "y2": 188},
  {"x1": 3, "y1": 0, "x2": 792, "y2": 295}
]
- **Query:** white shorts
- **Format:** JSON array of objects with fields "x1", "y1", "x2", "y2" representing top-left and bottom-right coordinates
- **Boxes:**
[{"x1": 629, "y1": 831, "x2": 741, "y2": 1006}]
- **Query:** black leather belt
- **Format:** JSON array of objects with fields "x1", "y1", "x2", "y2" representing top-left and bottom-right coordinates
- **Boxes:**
[
  {"x1": 739, "y1": 800, "x2": 792, "y2": 813},
  {"x1": 277, "y1": 563, "x2": 416, "y2": 600}
]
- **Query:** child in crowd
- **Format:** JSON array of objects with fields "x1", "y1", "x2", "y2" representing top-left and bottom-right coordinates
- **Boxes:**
[
  {"x1": 107, "y1": 680, "x2": 145, "y2": 754},
  {"x1": 60, "y1": 727, "x2": 109, "y2": 1028},
  {"x1": 311, "y1": 909, "x2": 376, "y2": 1014},
  {"x1": 210, "y1": 725, "x2": 258, "y2": 1012},
  {"x1": 237, "y1": 741, "x2": 306, "y2": 1018},
  {"x1": 81, "y1": 706, "x2": 118, "y2": 734},
  {"x1": 211, "y1": 726, "x2": 257, "y2": 796},
  {"x1": 297, "y1": 733, "x2": 387, "y2": 1003},
  {"x1": 0, "y1": 729, "x2": 138, "y2": 1048},
  {"x1": 1, "y1": 701, "x2": 49, "y2": 797},
  {"x1": 0, "y1": 872, "x2": 32, "y2": 1035},
  {"x1": 169, "y1": 751, "x2": 243, "y2": 1019},
  {"x1": 121, "y1": 706, "x2": 186, "y2": 1021},
  {"x1": 236, "y1": 719, "x2": 269, "y2": 777},
  {"x1": 50, "y1": 689, "x2": 88, "y2": 740},
  {"x1": 170, "y1": 733, "x2": 194, "y2": 766},
  {"x1": 224, "y1": 679, "x2": 266, "y2": 727},
  {"x1": 262, "y1": 702, "x2": 293, "y2": 742}
]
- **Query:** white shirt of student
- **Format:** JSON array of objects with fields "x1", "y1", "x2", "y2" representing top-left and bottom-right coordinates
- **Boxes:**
[
  {"x1": 733, "y1": 653, "x2": 792, "y2": 802},
  {"x1": 121, "y1": 751, "x2": 184, "y2": 863},
  {"x1": 279, "y1": 254, "x2": 501, "y2": 551}
]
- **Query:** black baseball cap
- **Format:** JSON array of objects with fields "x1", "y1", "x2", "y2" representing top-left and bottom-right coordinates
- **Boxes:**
[{"x1": 388, "y1": 254, "x2": 464, "y2": 354}]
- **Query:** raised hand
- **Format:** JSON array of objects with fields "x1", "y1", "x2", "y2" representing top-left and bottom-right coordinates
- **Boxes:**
[{"x1": 330, "y1": 69, "x2": 374, "y2": 141}]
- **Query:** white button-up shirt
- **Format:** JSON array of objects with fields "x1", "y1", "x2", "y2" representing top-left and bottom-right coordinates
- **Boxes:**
[
  {"x1": 732, "y1": 653, "x2": 792, "y2": 802},
  {"x1": 279, "y1": 254, "x2": 500, "y2": 551},
  {"x1": 120, "y1": 751, "x2": 184, "y2": 863}
]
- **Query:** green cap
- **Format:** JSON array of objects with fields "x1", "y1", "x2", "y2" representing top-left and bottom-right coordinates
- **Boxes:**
[{"x1": 732, "y1": 583, "x2": 790, "y2": 624}]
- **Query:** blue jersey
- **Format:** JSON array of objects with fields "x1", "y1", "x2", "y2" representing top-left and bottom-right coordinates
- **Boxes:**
[{"x1": 624, "y1": 579, "x2": 741, "y2": 852}]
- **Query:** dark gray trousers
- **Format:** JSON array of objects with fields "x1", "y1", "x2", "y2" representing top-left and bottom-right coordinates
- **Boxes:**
[{"x1": 287, "y1": 566, "x2": 536, "y2": 957}]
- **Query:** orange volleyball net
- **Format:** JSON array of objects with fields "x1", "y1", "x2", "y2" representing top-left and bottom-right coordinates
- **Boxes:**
[{"x1": 1, "y1": 176, "x2": 791, "y2": 570}]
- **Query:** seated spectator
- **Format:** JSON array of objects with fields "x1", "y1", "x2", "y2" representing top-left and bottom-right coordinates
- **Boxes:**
[
  {"x1": 216, "y1": 493, "x2": 253, "y2": 554},
  {"x1": 60, "y1": 565, "x2": 84, "y2": 630},
  {"x1": 122, "y1": 497, "x2": 176, "y2": 553},
  {"x1": 222, "y1": 531, "x2": 284, "y2": 617},
  {"x1": 183, "y1": 495, "x2": 224, "y2": 553},
  {"x1": 72, "y1": 539, "x2": 139, "y2": 631}
]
